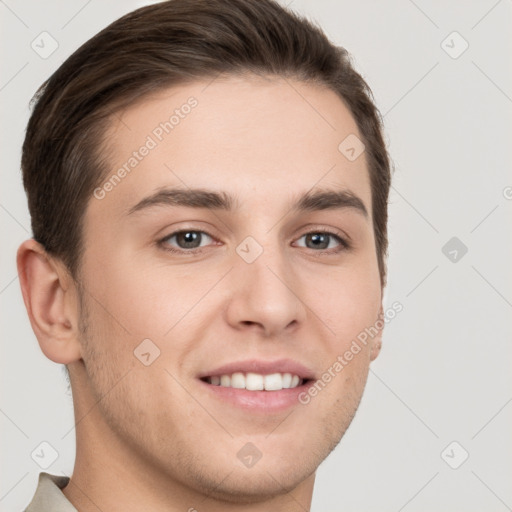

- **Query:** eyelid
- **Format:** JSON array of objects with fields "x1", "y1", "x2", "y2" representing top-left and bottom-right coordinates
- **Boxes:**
[{"x1": 295, "y1": 224, "x2": 351, "y2": 244}]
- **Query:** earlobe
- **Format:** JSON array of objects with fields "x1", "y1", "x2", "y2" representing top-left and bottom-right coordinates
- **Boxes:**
[
  {"x1": 370, "y1": 338, "x2": 382, "y2": 362},
  {"x1": 17, "y1": 239, "x2": 82, "y2": 364}
]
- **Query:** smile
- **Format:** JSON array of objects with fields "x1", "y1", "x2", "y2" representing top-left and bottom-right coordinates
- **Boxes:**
[{"x1": 202, "y1": 372, "x2": 305, "y2": 391}]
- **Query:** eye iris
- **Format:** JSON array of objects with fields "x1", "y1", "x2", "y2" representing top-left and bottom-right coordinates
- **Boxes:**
[
  {"x1": 177, "y1": 231, "x2": 201, "y2": 248},
  {"x1": 307, "y1": 233, "x2": 329, "y2": 250}
]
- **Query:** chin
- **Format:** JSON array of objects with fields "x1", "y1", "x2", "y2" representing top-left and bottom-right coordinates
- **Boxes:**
[
  {"x1": 169, "y1": 433, "x2": 330, "y2": 505},
  {"x1": 191, "y1": 462, "x2": 317, "y2": 504}
]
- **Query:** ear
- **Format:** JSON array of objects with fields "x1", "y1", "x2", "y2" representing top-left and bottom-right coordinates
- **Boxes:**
[
  {"x1": 17, "y1": 239, "x2": 82, "y2": 364},
  {"x1": 369, "y1": 303, "x2": 384, "y2": 362}
]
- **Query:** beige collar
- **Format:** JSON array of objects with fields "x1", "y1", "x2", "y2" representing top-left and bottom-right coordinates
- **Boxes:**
[{"x1": 24, "y1": 472, "x2": 76, "y2": 512}]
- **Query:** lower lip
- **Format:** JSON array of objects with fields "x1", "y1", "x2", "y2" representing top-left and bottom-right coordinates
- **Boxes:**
[{"x1": 198, "y1": 379, "x2": 313, "y2": 413}]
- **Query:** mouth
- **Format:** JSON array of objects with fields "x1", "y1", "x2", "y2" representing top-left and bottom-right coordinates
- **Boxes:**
[
  {"x1": 200, "y1": 372, "x2": 310, "y2": 391},
  {"x1": 196, "y1": 359, "x2": 316, "y2": 412}
]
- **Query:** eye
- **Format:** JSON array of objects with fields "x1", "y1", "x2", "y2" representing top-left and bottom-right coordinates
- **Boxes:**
[
  {"x1": 160, "y1": 229, "x2": 216, "y2": 254},
  {"x1": 158, "y1": 228, "x2": 350, "y2": 255},
  {"x1": 294, "y1": 230, "x2": 349, "y2": 253}
]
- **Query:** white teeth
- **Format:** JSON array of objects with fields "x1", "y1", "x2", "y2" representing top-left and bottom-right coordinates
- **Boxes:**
[
  {"x1": 231, "y1": 372, "x2": 245, "y2": 389},
  {"x1": 264, "y1": 373, "x2": 283, "y2": 391},
  {"x1": 207, "y1": 372, "x2": 304, "y2": 390},
  {"x1": 246, "y1": 372, "x2": 264, "y2": 390}
]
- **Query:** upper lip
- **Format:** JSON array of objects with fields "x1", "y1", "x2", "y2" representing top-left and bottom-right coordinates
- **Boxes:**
[{"x1": 197, "y1": 358, "x2": 316, "y2": 380}]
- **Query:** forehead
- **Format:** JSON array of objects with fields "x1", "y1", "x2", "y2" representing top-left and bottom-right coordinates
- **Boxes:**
[{"x1": 92, "y1": 75, "x2": 371, "y2": 220}]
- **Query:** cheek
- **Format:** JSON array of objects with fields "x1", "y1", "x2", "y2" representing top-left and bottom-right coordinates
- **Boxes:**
[
  {"x1": 83, "y1": 255, "x2": 184, "y2": 339},
  {"x1": 312, "y1": 264, "x2": 381, "y2": 344}
]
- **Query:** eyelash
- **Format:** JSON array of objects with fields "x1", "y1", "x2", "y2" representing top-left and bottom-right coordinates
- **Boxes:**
[{"x1": 158, "y1": 228, "x2": 351, "y2": 256}]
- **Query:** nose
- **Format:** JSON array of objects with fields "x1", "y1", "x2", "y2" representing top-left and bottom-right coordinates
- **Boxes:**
[{"x1": 224, "y1": 241, "x2": 307, "y2": 338}]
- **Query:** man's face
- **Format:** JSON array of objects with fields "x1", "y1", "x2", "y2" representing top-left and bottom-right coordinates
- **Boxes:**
[{"x1": 73, "y1": 75, "x2": 383, "y2": 500}]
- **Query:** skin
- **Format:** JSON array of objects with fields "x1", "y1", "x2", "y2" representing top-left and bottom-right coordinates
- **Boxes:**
[{"x1": 17, "y1": 74, "x2": 383, "y2": 512}]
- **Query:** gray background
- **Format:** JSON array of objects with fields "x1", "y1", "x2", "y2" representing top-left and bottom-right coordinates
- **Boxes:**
[{"x1": 1, "y1": 1, "x2": 511, "y2": 510}]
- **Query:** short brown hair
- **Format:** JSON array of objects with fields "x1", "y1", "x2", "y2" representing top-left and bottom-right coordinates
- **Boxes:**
[{"x1": 21, "y1": 0, "x2": 392, "y2": 287}]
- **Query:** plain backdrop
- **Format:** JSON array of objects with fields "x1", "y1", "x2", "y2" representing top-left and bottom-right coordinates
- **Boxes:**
[{"x1": 1, "y1": 1, "x2": 511, "y2": 511}]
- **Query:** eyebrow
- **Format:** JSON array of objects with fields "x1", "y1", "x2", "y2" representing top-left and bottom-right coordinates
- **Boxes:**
[{"x1": 127, "y1": 187, "x2": 368, "y2": 219}]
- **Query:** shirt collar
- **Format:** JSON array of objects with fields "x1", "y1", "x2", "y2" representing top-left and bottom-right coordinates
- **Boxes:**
[{"x1": 24, "y1": 472, "x2": 77, "y2": 512}]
